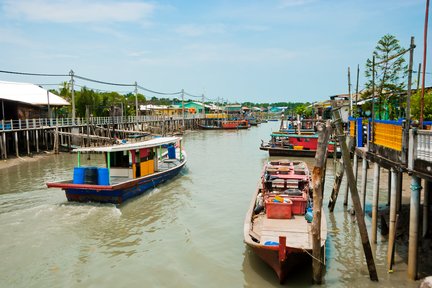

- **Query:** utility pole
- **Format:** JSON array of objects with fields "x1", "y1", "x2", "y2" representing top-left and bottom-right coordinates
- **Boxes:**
[
  {"x1": 202, "y1": 94, "x2": 205, "y2": 118},
  {"x1": 181, "y1": 89, "x2": 185, "y2": 128},
  {"x1": 69, "y1": 70, "x2": 75, "y2": 123},
  {"x1": 348, "y1": 67, "x2": 352, "y2": 117},
  {"x1": 134, "y1": 81, "x2": 138, "y2": 119},
  {"x1": 355, "y1": 64, "x2": 360, "y2": 116},
  {"x1": 370, "y1": 56, "x2": 375, "y2": 150},
  {"x1": 46, "y1": 90, "x2": 51, "y2": 119},
  {"x1": 403, "y1": 37, "x2": 416, "y2": 165},
  {"x1": 420, "y1": 0, "x2": 429, "y2": 127}
]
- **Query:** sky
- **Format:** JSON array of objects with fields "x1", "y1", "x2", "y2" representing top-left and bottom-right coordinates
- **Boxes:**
[{"x1": 0, "y1": 0, "x2": 430, "y2": 104}]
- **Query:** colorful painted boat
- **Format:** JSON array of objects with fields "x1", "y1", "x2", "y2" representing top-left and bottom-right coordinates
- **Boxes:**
[
  {"x1": 198, "y1": 124, "x2": 222, "y2": 130},
  {"x1": 221, "y1": 120, "x2": 250, "y2": 129},
  {"x1": 244, "y1": 159, "x2": 327, "y2": 283},
  {"x1": 47, "y1": 137, "x2": 186, "y2": 204},
  {"x1": 260, "y1": 132, "x2": 339, "y2": 157}
]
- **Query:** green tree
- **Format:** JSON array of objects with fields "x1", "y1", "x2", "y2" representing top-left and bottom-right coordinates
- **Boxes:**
[
  {"x1": 364, "y1": 34, "x2": 407, "y2": 120},
  {"x1": 411, "y1": 90, "x2": 432, "y2": 120}
]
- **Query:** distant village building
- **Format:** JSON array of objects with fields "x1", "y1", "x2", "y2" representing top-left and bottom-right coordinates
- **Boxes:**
[
  {"x1": 139, "y1": 104, "x2": 182, "y2": 116},
  {"x1": 0, "y1": 81, "x2": 69, "y2": 120}
]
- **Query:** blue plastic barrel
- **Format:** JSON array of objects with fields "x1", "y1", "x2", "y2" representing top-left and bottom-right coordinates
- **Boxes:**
[
  {"x1": 167, "y1": 145, "x2": 176, "y2": 159},
  {"x1": 73, "y1": 167, "x2": 85, "y2": 184},
  {"x1": 97, "y1": 168, "x2": 110, "y2": 185}
]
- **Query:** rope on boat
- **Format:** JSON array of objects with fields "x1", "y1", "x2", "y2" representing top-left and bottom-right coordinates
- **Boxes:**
[{"x1": 301, "y1": 248, "x2": 325, "y2": 266}]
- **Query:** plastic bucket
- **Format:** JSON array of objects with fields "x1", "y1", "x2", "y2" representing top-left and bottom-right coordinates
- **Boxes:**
[
  {"x1": 73, "y1": 167, "x2": 85, "y2": 184},
  {"x1": 97, "y1": 168, "x2": 110, "y2": 185},
  {"x1": 167, "y1": 145, "x2": 176, "y2": 159}
]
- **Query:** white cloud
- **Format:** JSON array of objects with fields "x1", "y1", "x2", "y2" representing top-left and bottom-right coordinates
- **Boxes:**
[{"x1": 2, "y1": 0, "x2": 155, "y2": 23}]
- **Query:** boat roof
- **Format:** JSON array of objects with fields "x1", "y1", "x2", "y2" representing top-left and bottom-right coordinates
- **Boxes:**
[
  {"x1": 73, "y1": 136, "x2": 181, "y2": 153},
  {"x1": 271, "y1": 132, "x2": 318, "y2": 138}
]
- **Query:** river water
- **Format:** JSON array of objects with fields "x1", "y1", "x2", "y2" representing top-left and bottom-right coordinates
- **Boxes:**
[{"x1": 0, "y1": 122, "x2": 420, "y2": 287}]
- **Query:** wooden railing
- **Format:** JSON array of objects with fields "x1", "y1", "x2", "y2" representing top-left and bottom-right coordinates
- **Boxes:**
[
  {"x1": 0, "y1": 114, "x2": 204, "y2": 131},
  {"x1": 417, "y1": 130, "x2": 432, "y2": 162}
]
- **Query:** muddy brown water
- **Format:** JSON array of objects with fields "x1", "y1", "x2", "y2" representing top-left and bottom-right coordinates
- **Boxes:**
[{"x1": 0, "y1": 122, "x2": 421, "y2": 287}]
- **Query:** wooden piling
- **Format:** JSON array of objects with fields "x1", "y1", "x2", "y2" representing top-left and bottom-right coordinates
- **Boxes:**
[
  {"x1": 312, "y1": 120, "x2": 332, "y2": 284},
  {"x1": 2, "y1": 132, "x2": 7, "y2": 159},
  {"x1": 332, "y1": 108, "x2": 378, "y2": 281},
  {"x1": 14, "y1": 131, "x2": 19, "y2": 157},
  {"x1": 26, "y1": 130, "x2": 30, "y2": 155},
  {"x1": 408, "y1": 175, "x2": 421, "y2": 280},
  {"x1": 328, "y1": 159, "x2": 344, "y2": 212},
  {"x1": 361, "y1": 156, "x2": 368, "y2": 212},
  {"x1": 372, "y1": 162, "x2": 381, "y2": 243},
  {"x1": 387, "y1": 168, "x2": 397, "y2": 270},
  {"x1": 424, "y1": 181, "x2": 431, "y2": 238},
  {"x1": 35, "y1": 130, "x2": 39, "y2": 153}
]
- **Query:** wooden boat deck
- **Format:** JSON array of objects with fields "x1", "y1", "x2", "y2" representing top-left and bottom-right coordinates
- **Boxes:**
[{"x1": 252, "y1": 212, "x2": 327, "y2": 250}]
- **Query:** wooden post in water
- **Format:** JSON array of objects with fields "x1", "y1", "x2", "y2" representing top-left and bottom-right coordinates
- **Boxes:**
[
  {"x1": 328, "y1": 159, "x2": 344, "y2": 212},
  {"x1": 360, "y1": 155, "x2": 368, "y2": 212},
  {"x1": 408, "y1": 175, "x2": 421, "y2": 280},
  {"x1": 312, "y1": 120, "x2": 332, "y2": 284},
  {"x1": 387, "y1": 168, "x2": 398, "y2": 270},
  {"x1": 14, "y1": 131, "x2": 19, "y2": 157},
  {"x1": 26, "y1": 130, "x2": 30, "y2": 155},
  {"x1": 332, "y1": 107, "x2": 379, "y2": 281},
  {"x1": 371, "y1": 163, "x2": 381, "y2": 243},
  {"x1": 424, "y1": 181, "x2": 431, "y2": 238}
]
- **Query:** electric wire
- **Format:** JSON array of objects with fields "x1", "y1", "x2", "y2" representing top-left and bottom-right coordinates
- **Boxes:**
[{"x1": 0, "y1": 69, "x2": 68, "y2": 77}]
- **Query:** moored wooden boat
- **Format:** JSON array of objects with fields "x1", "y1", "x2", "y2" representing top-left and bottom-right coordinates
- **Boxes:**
[
  {"x1": 221, "y1": 119, "x2": 250, "y2": 129},
  {"x1": 260, "y1": 132, "x2": 339, "y2": 157},
  {"x1": 198, "y1": 124, "x2": 222, "y2": 130},
  {"x1": 47, "y1": 137, "x2": 186, "y2": 204},
  {"x1": 244, "y1": 159, "x2": 327, "y2": 283}
]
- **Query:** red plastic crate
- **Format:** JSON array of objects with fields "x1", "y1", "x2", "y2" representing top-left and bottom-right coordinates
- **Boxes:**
[
  {"x1": 290, "y1": 196, "x2": 307, "y2": 215},
  {"x1": 265, "y1": 197, "x2": 293, "y2": 219}
]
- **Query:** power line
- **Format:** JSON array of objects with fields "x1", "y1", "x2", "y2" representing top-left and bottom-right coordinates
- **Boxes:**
[
  {"x1": 137, "y1": 84, "x2": 182, "y2": 96},
  {"x1": 0, "y1": 69, "x2": 68, "y2": 77},
  {"x1": 184, "y1": 91, "x2": 202, "y2": 98},
  {"x1": 0, "y1": 68, "x2": 222, "y2": 102},
  {"x1": 74, "y1": 74, "x2": 135, "y2": 87}
]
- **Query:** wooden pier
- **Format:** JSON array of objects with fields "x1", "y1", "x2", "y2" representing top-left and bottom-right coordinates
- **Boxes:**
[
  {"x1": 342, "y1": 116, "x2": 432, "y2": 280},
  {"x1": 0, "y1": 114, "x2": 204, "y2": 159}
]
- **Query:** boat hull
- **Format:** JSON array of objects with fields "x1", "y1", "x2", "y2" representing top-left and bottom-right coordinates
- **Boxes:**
[
  {"x1": 260, "y1": 146, "x2": 341, "y2": 158},
  {"x1": 247, "y1": 242, "x2": 319, "y2": 283},
  {"x1": 66, "y1": 164, "x2": 184, "y2": 204}
]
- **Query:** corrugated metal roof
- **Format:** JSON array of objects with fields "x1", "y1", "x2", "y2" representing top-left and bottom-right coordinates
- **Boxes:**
[
  {"x1": 0, "y1": 81, "x2": 70, "y2": 106},
  {"x1": 73, "y1": 136, "x2": 181, "y2": 152}
]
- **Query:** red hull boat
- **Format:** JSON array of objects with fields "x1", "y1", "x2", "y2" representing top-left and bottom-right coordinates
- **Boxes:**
[{"x1": 243, "y1": 159, "x2": 327, "y2": 283}]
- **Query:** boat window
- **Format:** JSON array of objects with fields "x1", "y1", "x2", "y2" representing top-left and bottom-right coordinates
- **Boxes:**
[{"x1": 108, "y1": 151, "x2": 130, "y2": 168}]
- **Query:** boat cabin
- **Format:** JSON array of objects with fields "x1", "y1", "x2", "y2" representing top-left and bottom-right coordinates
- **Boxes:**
[{"x1": 72, "y1": 137, "x2": 183, "y2": 186}]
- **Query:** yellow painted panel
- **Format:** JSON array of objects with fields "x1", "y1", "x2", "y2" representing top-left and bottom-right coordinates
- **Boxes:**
[
  {"x1": 132, "y1": 164, "x2": 137, "y2": 178},
  {"x1": 140, "y1": 161, "x2": 149, "y2": 177},
  {"x1": 349, "y1": 121, "x2": 355, "y2": 137},
  {"x1": 148, "y1": 159, "x2": 155, "y2": 174},
  {"x1": 373, "y1": 123, "x2": 402, "y2": 151}
]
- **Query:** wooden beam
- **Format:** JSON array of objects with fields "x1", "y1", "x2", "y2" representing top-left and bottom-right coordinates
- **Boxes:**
[
  {"x1": 328, "y1": 159, "x2": 344, "y2": 212},
  {"x1": 312, "y1": 120, "x2": 332, "y2": 284},
  {"x1": 332, "y1": 108, "x2": 379, "y2": 281}
]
